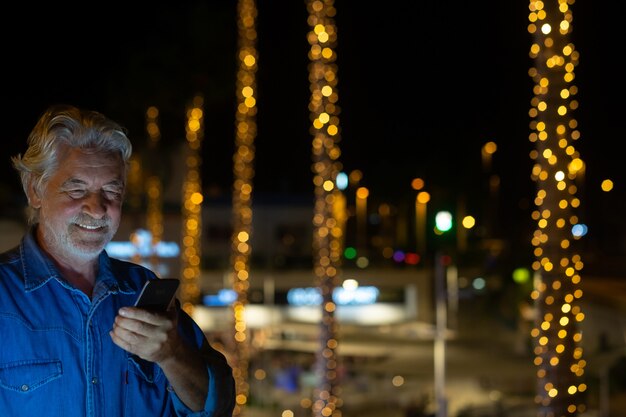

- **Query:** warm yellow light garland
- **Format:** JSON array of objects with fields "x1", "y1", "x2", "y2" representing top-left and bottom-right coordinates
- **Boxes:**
[
  {"x1": 230, "y1": 0, "x2": 258, "y2": 414},
  {"x1": 528, "y1": 1, "x2": 586, "y2": 415},
  {"x1": 307, "y1": 1, "x2": 345, "y2": 416},
  {"x1": 180, "y1": 95, "x2": 204, "y2": 314},
  {"x1": 145, "y1": 106, "x2": 163, "y2": 254}
]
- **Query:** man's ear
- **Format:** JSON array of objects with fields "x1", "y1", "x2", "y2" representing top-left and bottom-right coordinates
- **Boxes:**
[{"x1": 26, "y1": 180, "x2": 42, "y2": 209}]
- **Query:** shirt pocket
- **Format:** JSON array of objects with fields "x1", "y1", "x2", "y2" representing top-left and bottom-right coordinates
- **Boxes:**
[{"x1": 0, "y1": 359, "x2": 62, "y2": 393}]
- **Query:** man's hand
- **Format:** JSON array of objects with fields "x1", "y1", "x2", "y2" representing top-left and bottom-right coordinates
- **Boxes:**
[
  {"x1": 110, "y1": 306, "x2": 210, "y2": 411},
  {"x1": 110, "y1": 306, "x2": 182, "y2": 363}
]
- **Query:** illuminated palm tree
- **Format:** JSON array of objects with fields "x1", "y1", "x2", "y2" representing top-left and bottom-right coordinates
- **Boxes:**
[
  {"x1": 528, "y1": 1, "x2": 587, "y2": 415},
  {"x1": 307, "y1": 1, "x2": 345, "y2": 416},
  {"x1": 229, "y1": 0, "x2": 259, "y2": 415}
]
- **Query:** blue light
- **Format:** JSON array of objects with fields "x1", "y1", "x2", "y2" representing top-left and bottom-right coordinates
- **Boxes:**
[
  {"x1": 203, "y1": 289, "x2": 238, "y2": 306},
  {"x1": 287, "y1": 287, "x2": 322, "y2": 305},
  {"x1": 153, "y1": 241, "x2": 180, "y2": 257},
  {"x1": 105, "y1": 228, "x2": 180, "y2": 259},
  {"x1": 286, "y1": 286, "x2": 380, "y2": 306},
  {"x1": 333, "y1": 286, "x2": 379, "y2": 305},
  {"x1": 336, "y1": 172, "x2": 349, "y2": 190},
  {"x1": 218, "y1": 289, "x2": 238, "y2": 304},
  {"x1": 572, "y1": 223, "x2": 588, "y2": 238},
  {"x1": 393, "y1": 250, "x2": 405, "y2": 263}
]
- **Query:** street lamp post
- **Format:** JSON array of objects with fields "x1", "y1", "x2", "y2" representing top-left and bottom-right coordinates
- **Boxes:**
[
  {"x1": 434, "y1": 252, "x2": 448, "y2": 417},
  {"x1": 415, "y1": 191, "x2": 430, "y2": 256},
  {"x1": 433, "y1": 211, "x2": 453, "y2": 417},
  {"x1": 356, "y1": 186, "x2": 369, "y2": 253}
]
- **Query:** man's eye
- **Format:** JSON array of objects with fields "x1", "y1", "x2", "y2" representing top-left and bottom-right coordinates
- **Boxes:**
[
  {"x1": 67, "y1": 190, "x2": 87, "y2": 198},
  {"x1": 104, "y1": 190, "x2": 123, "y2": 200}
]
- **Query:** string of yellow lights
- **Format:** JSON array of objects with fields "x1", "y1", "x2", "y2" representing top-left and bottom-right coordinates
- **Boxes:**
[
  {"x1": 145, "y1": 106, "x2": 164, "y2": 265},
  {"x1": 528, "y1": 1, "x2": 586, "y2": 415},
  {"x1": 230, "y1": 0, "x2": 258, "y2": 414},
  {"x1": 179, "y1": 95, "x2": 204, "y2": 314},
  {"x1": 307, "y1": 1, "x2": 345, "y2": 417}
]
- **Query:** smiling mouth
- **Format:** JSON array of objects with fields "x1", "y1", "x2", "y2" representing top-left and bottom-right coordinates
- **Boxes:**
[{"x1": 75, "y1": 223, "x2": 107, "y2": 231}]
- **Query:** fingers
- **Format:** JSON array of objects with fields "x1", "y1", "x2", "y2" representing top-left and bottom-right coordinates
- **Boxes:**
[
  {"x1": 119, "y1": 306, "x2": 169, "y2": 325},
  {"x1": 109, "y1": 327, "x2": 140, "y2": 353},
  {"x1": 110, "y1": 307, "x2": 178, "y2": 362},
  {"x1": 110, "y1": 320, "x2": 163, "y2": 361}
]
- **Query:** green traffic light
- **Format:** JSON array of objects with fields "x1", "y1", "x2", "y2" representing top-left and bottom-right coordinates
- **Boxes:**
[
  {"x1": 344, "y1": 246, "x2": 357, "y2": 259},
  {"x1": 435, "y1": 211, "x2": 453, "y2": 232}
]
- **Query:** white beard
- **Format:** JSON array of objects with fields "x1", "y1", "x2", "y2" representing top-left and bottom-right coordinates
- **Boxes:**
[{"x1": 39, "y1": 215, "x2": 117, "y2": 263}]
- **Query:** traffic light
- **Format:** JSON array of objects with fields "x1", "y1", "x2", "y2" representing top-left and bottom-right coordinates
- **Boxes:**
[{"x1": 435, "y1": 210, "x2": 453, "y2": 233}]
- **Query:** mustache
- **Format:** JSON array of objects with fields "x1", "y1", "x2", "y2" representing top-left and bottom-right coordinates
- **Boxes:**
[{"x1": 71, "y1": 215, "x2": 110, "y2": 228}]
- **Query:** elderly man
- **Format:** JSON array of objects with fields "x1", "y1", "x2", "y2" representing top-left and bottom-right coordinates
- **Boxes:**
[{"x1": 0, "y1": 104, "x2": 235, "y2": 416}]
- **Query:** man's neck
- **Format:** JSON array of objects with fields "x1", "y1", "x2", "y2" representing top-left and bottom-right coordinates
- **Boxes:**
[
  {"x1": 35, "y1": 228, "x2": 99, "y2": 297},
  {"x1": 56, "y1": 263, "x2": 98, "y2": 297}
]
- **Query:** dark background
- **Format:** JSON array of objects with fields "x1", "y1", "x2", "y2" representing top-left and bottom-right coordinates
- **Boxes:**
[{"x1": 1, "y1": 1, "x2": 624, "y2": 267}]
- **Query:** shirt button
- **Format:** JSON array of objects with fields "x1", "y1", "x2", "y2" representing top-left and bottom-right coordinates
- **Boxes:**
[
  {"x1": 167, "y1": 385, "x2": 174, "y2": 392},
  {"x1": 92, "y1": 377, "x2": 98, "y2": 384},
  {"x1": 21, "y1": 384, "x2": 29, "y2": 391}
]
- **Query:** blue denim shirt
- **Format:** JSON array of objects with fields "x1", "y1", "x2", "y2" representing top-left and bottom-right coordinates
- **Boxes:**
[{"x1": 0, "y1": 229, "x2": 235, "y2": 417}]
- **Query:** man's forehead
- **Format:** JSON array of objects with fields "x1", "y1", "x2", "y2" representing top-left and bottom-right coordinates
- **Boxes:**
[
  {"x1": 51, "y1": 148, "x2": 125, "y2": 183},
  {"x1": 60, "y1": 177, "x2": 124, "y2": 188}
]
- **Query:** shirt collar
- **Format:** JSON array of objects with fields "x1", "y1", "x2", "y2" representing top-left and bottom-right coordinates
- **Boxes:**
[{"x1": 19, "y1": 227, "x2": 134, "y2": 294}]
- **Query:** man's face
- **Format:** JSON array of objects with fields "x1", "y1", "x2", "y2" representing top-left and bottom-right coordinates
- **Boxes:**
[{"x1": 30, "y1": 146, "x2": 125, "y2": 262}]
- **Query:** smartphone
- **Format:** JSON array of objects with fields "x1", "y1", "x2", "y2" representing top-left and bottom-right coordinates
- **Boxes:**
[{"x1": 134, "y1": 278, "x2": 180, "y2": 312}]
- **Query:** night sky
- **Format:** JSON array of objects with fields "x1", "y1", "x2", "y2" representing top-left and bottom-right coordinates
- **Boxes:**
[{"x1": 1, "y1": 1, "x2": 624, "y2": 258}]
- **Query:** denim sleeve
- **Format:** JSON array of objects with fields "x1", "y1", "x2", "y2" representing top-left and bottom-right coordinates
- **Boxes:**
[
  {"x1": 170, "y1": 307, "x2": 236, "y2": 417},
  {"x1": 169, "y1": 354, "x2": 236, "y2": 417}
]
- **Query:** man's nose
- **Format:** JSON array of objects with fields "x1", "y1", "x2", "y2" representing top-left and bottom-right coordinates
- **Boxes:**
[{"x1": 82, "y1": 192, "x2": 107, "y2": 218}]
